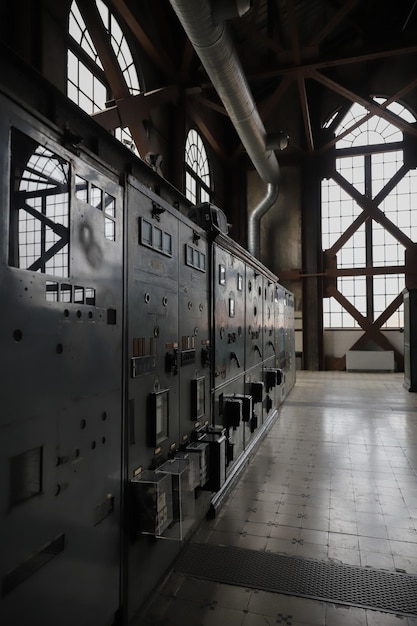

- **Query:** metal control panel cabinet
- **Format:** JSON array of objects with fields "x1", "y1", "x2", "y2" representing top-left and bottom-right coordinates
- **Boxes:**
[
  {"x1": 275, "y1": 284, "x2": 287, "y2": 384},
  {"x1": 213, "y1": 242, "x2": 246, "y2": 384},
  {"x1": 0, "y1": 101, "x2": 123, "y2": 626},
  {"x1": 178, "y1": 219, "x2": 210, "y2": 437},
  {"x1": 285, "y1": 292, "x2": 296, "y2": 390},
  {"x1": 126, "y1": 178, "x2": 182, "y2": 464},
  {"x1": 125, "y1": 178, "x2": 182, "y2": 621},
  {"x1": 245, "y1": 265, "x2": 265, "y2": 370},
  {"x1": 0, "y1": 61, "x2": 296, "y2": 626},
  {"x1": 264, "y1": 279, "x2": 277, "y2": 362}
]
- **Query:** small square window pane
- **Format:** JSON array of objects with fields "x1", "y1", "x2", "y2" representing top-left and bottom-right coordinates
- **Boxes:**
[
  {"x1": 105, "y1": 218, "x2": 116, "y2": 241},
  {"x1": 154, "y1": 227, "x2": 162, "y2": 250},
  {"x1": 142, "y1": 219, "x2": 152, "y2": 246},
  {"x1": 91, "y1": 185, "x2": 102, "y2": 210},
  {"x1": 104, "y1": 193, "x2": 115, "y2": 217},
  {"x1": 163, "y1": 233, "x2": 172, "y2": 255},
  {"x1": 75, "y1": 175, "x2": 88, "y2": 202}
]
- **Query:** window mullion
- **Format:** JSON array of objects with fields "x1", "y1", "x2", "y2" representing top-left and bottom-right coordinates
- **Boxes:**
[{"x1": 365, "y1": 154, "x2": 374, "y2": 321}]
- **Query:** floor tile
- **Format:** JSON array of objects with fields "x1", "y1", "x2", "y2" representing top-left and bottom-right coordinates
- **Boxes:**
[{"x1": 140, "y1": 372, "x2": 417, "y2": 626}]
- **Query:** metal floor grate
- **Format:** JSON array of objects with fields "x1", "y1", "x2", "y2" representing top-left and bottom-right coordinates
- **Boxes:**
[{"x1": 176, "y1": 543, "x2": 417, "y2": 616}]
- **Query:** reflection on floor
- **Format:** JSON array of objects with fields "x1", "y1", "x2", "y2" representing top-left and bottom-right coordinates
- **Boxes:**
[{"x1": 140, "y1": 372, "x2": 417, "y2": 625}]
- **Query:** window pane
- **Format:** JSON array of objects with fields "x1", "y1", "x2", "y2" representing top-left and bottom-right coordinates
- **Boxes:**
[
  {"x1": 10, "y1": 130, "x2": 70, "y2": 278},
  {"x1": 91, "y1": 185, "x2": 102, "y2": 210},
  {"x1": 185, "y1": 129, "x2": 211, "y2": 204},
  {"x1": 68, "y1": 0, "x2": 141, "y2": 151}
]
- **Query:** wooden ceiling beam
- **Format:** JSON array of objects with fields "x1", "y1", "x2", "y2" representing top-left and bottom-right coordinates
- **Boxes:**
[
  {"x1": 309, "y1": 0, "x2": 360, "y2": 46},
  {"x1": 286, "y1": 0, "x2": 301, "y2": 65},
  {"x1": 259, "y1": 76, "x2": 293, "y2": 122},
  {"x1": 311, "y1": 70, "x2": 417, "y2": 139},
  {"x1": 111, "y1": 0, "x2": 176, "y2": 78},
  {"x1": 180, "y1": 39, "x2": 195, "y2": 82},
  {"x1": 78, "y1": 2, "x2": 129, "y2": 101},
  {"x1": 319, "y1": 75, "x2": 417, "y2": 153},
  {"x1": 318, "y1": 111, "x2": 374, "y2": 153},
  {"x1": 248, "y1": 45, "x2": 417, "y2": 81},
  {"x1": 285, "y1": 0, "x2": 315, "y2": 152},
  {"x1": 192, "y1": 95, "x2": 228, "y2": 117},
  {"x1": 243, "y1": 29, "x2": 286, "y2": 57},
  {"x1": 297, "y1": 76, "x2": 314, "y2": 152},
  {"x1": 188, "y1": 104, "x2": 228, "y2": 160},
  {"x1": 92, "y1": 86, "x2": 179, "y2": 129},
  {"x1": 77, "y1": 1, "x2": 150, "y2": 156}
]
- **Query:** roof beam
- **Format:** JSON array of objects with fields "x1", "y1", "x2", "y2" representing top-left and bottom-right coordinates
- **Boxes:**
[
  {"x1": 248, "y1": 45, "x2": 417, "y2": 81},
  {"x1": 111, "y1": 0, "x2": 176, "y2": 78},
  {"x1": 92, "y1": 86, "x2": 179, "y2": 129},
  {"x1": 78, "y1": 1, "x2": 149, "y2": 156},
  {"x1": 286, "y1": 0, "x2": 301, "y2": 65},
  {"x1": 319, "y1": 75, "x2": 417, "y2": 153},
  {"x1": 259, "y1": 76, "x2": 293, "y2": 122},
  {"x1": 188, "y1": 103, "x2": 228, "y2": 160},
  {"x1": 298, "y1": 76, "x2": 314, "y2": 152},
  {"x1": 309, "y1": 0, "x2": 360, "y2": 46},
  {"x1": 311, "y1": 70, "x2": 417, "y2": 139}
]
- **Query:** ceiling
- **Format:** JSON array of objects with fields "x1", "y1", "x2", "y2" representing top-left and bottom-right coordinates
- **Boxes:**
[{"x1": 110, "y1": 0, "x2": 417, "y2": 162}]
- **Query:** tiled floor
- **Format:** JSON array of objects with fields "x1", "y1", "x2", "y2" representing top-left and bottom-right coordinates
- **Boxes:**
[{"x1": 140, "y1": 372, "x2": 417, "y2": 625}]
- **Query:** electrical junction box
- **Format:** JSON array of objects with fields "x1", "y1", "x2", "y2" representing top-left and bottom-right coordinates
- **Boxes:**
[
  {"x1": 232, "y1": 394, "x2": 253, "y2": 422},
  {"x1": 185, "y1": 441, "x2": 210, "y2": 487},
  {"x1": 174, "y1": 451, "x2": 200, "y2": 490},
  {"x1": 250, "y1": 381, "x2": 264, "y2": 403},
  {"x1": 201, "y1": 428, "x2": 226, "y2": 492},
  {"x1": 223, "y1": 397, "x2": 243, "y2": 428},
  {"x1": 188, "y1": 202, "x2": 229, "y2": 235},
  {"x1": 264, "y1": 368, "x2": 278, "y2": 390},
  {"x1": 156, "y1": 457, "x2": 195, "y2": 540},
  {"x1": 130, "y1": 470, "x2": 173, "y2": 537}
]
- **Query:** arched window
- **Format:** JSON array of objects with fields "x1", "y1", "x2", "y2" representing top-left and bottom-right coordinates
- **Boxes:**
[
  {"x1": 67, "y1": 0, "x2": 140, "y2": 153},
  {"x1": 322, "y1": 98, "x2": 417, "y2": 329},
  {"x1": 185, "y1": 129, "x2": 212, "y2": 204}
]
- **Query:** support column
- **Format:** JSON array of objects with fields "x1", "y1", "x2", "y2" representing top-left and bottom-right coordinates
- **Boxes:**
[{"x1": 301, "y1": 155, "x2": 324, "y2": 370}]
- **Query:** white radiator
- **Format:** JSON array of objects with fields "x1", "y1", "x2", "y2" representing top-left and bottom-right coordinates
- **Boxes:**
[{"x1": 346, "y1": 350, "x2": 394, "y2": 372}]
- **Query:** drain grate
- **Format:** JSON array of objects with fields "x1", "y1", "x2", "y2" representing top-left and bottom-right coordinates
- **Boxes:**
[{"x1": 176, "y1": 543, "x2": 417, "y2": 616}]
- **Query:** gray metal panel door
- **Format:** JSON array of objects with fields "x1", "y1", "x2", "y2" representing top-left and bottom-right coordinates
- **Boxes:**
[
  {"x1": 0, "y1": 112, "x2": 123, "y2": 626},
  {"x1": 213, "y1": 244, "x2": 245, "y2": 385},
  {"x1": 125, "y1": 178, "x2": 181, "y2": 621}
]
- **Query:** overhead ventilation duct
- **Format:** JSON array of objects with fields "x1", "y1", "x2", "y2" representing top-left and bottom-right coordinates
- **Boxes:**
[
  {"x1": 211, "y1": 0, "x2": 253, "y2": 22},
  {"x1": 169, "y1": 0, "x2": 281, "y2": 258}
]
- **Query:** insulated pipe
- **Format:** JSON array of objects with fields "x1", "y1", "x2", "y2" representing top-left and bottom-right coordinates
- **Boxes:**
[
  {"x1": 169, "y1": 0, "x2": 281, "y2": 257},
  {"x1": 248, "y1": 182, "x2": 279, "y2": 259}
]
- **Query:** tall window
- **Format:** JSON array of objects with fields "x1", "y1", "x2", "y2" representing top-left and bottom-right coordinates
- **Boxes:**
[
  {"x1": 322, "y1": 98, "x2": 417, "y2": 329},
  {"x1": 185, "y1": 129, "x2": 212, "y2": 204},
  {"x1": 68, "y1": 0, "x2": 140, "y2": 153}
]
